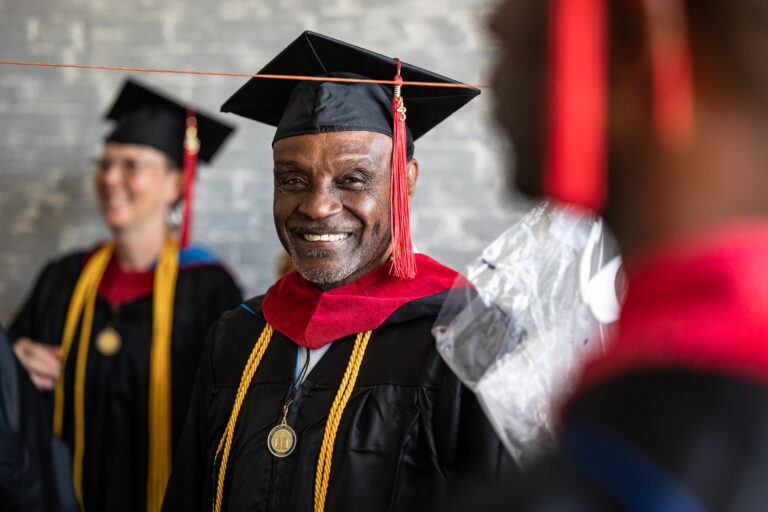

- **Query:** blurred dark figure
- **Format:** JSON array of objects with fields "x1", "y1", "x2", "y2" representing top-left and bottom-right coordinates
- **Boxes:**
[
  {"x1": 470, "y1": 0, "x2": 768, "y2": 510},
  {"x1": 0, "y1": 324, "x2": 77, "y2": 512}
]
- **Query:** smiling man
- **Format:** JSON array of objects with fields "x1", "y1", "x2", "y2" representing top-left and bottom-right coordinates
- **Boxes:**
[{"x1": 162, "y1": 32, "x2": 515, "y2": 512}]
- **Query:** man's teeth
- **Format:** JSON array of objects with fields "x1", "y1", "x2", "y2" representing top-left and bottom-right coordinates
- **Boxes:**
[{"x1": 302, "y1": 233, "x2": 348, "y2": 242}]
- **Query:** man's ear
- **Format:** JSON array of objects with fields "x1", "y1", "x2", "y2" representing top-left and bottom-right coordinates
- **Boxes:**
[{"x1": 406, "y1": 158, "x2": 419, "y2": 198}]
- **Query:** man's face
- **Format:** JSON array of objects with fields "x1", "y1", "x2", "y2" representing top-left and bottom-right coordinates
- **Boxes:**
[{"x1": 273, "y1": 131, "x2": 394, "y2": 289}]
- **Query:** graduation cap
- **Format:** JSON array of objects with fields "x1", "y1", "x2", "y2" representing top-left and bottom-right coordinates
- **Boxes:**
[
  {"x1": 220, "y1": 31, "x2": 480, "y2": 279},
  {"x1": 105, "y1": 78, "x2": 235, "y2": 245},
  {"x1": 106, "y1": 79, "x2": 234, "y2": 166}
]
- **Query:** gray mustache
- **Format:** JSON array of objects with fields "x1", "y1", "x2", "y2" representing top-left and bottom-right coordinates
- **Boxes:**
[{"x1": 292, "y1": 226, "x2": 355, "y2": 233}]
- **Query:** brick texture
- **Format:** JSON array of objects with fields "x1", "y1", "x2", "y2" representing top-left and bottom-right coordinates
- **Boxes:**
[{"x1": 0, "y1": 0, "x2": 518, "y2": 324}]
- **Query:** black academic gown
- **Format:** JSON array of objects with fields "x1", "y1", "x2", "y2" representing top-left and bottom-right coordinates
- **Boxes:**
[
  {"x1": 163, "y1": 292, "x2": 516, "y2": 512},
  {"x1": 456, "y1": 370, "x2": 768, "y2": 512},
  {"x1": 8, "y1": 250, "x2": 242, "y2": 511}
]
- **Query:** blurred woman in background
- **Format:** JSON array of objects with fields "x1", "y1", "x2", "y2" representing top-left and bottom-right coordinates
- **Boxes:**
[{"x1": 8, "y1": 78, "x2": 241, "y2": 512}]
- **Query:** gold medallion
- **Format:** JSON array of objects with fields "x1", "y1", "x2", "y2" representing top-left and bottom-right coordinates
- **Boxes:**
[
  {"x1": 96, "y1": 326, "x2": 122, "y2": 356},
  {"x1": 267, "y1": 405, "x2": 297, "y2": 457},
  {"x1": 268, "y1": 422, "x2": 297, "y2": 457}
]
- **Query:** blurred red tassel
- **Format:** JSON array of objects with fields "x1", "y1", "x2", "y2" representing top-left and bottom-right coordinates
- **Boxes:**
[
  {"x1": 390, "y1": 58, "x2": 416, "y2": 279},
  {"x1": 179, "y1": 107, "x2": 199, "y2": 247},
  {"x1": 544, "y1": 0, "x2": 607, "y2": 212},
  {"x1": 644, "y1": 0, "x2": 695, "y2": 149}
]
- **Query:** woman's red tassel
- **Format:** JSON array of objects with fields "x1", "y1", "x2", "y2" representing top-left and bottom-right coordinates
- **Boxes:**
[
  {"x1": 390, "y1": 58, "x2": 416, "y2": 279},
  {"x1": 179, "y1": 107, "x2": 199, "y2": 247}
]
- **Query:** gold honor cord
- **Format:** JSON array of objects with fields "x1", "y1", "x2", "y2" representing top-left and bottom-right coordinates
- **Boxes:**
[
  {"x1": 55, "y1": 241, "x2": 115, "y2": 509},
  {"x1": 53, "y1": 238, "x2": 179, "y2": 512},
  {"x1": 212, "y1": 329, "x2": 372, "y2": 512},
  {"x1": 313, "y1": 330, "x2": 371, "y2": 512},
  {"x1": 214, "y1": 324, "x2": 275, "y2": 512},
  {"x1": 147, "y1": 238, "x2": 180, "y2": 512}
]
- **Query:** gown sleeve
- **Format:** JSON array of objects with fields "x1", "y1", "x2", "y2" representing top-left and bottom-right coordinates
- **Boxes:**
[
  {"x1": 170, "y1": 266, "x2": 242, "y2": 445},
  {"x1": 434, "y1": 368, "x2": 520, "y2": 501},
  {"x1": 191, "y1": 266, "x2": 242, "y2": 334},
  {"x1": 454, "y1": 383, "x2": 519, "y2": 480}
]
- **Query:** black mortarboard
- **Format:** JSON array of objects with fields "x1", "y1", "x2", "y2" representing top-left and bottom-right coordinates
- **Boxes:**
[
  {"x1": 221, "y1": 31, "x2": 480, "y2": 279},
  {"x1": 105, "y1": 79, "x2": 235, "y2": 167},
  {"x1": 219, "y1": 31, "x2": 480, "y2": 159}
]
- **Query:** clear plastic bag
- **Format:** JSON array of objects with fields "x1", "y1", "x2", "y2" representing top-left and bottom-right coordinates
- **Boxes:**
[{"x1": 432, "y1": 201, "x2": 622, "y2": 466}]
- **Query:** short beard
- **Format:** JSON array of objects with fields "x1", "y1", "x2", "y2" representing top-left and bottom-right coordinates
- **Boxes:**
[{"x1": 289, "y1": 247, "x2": 358, "y2": 288}]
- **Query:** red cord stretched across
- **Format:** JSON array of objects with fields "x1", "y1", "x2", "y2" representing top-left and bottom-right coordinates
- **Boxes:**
[{"x1": 0, "y1": 60, "x2": 489, "y2": 89}]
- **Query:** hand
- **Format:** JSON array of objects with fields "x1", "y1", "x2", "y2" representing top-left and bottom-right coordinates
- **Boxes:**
[{"x1": 12, "y1": 337, "x2": 62, "y2": 391}]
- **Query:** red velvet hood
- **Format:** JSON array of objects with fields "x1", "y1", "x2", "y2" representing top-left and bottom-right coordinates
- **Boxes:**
[
  {"x1": 581, "y1": 221, "x2": 768, "y2": 391},
  {"x1": 262, "y1": 253, "x2": 466, "y2": 348}
]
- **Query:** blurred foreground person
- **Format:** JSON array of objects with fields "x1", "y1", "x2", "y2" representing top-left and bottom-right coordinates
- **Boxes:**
[
  {"x1": 163, "y1": 32, "x2": 514, "y2": 512},
  {"x1": 8, "y1": 79, "x2": 241, "y2": 511},
  {"x1": 1, "y1": 324, "x2": 76, "y2": 512},
  {"x1": 470, "y1": 0, "x2": 768, "y2": 510}
]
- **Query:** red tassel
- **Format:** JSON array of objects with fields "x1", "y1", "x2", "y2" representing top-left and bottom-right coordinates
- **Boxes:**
[
  {"x1": 389, "y1": 58, "x2": 416, "y2": 279},
  {"x1": 544, "y1": 0, "x2": 607, "y2": 212},
  {"x1": 179, "y1": 107, "x2": 199, "y2": 247}
]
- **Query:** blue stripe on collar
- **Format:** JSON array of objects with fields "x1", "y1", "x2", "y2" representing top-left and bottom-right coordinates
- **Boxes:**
[
  {"x1": 240, "y1": 303, "x2": 267, "y2": 322},
  {"x1": 560, "y1": 413, "x2": 706, "y2": 512},
  {"x1": 240, "y1": 303, "x2": 258, "y2": 316}
]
